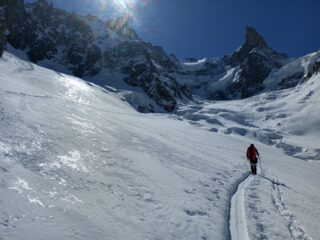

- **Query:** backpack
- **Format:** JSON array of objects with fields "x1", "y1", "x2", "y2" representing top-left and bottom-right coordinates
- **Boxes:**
[{"x1": 247, "y1": 146, "x2": 257, "y2": 161}]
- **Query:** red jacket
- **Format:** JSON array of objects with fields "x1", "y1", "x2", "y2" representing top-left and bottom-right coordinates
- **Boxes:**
[{"x1": 247, "y1": 146, "x2": 259, "y2": 162}]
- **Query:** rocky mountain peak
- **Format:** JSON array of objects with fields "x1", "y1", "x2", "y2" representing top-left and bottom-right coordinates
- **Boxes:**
[
  {"x1": 209, "y1": 27, "x2": 288, "y2": 100},
  {"x1": 228, "y1": 27, "x2": 271, "y2": 65},
  {"x1": 226, "y1": 26, "x2": 286, "y2": 67},
  {"x1": 245, "y1": 26, "x2": 268, "y2": 49}
]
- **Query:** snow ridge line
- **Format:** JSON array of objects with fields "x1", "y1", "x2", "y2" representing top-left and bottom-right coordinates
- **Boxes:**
[
  {"x1": 226, "y1": 172, "x2": 251, "y2": 240},
  {"x1": 271, "y1": 175, "x2": 313, "y2": 240}
]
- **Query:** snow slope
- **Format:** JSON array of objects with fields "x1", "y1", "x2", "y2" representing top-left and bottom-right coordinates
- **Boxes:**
[
  {"x1": 177, "y1": 53, "x2": 320, "y2": 161},
  {"x1": 0, "y1": 52, "x2": 319, "y2": 240}
]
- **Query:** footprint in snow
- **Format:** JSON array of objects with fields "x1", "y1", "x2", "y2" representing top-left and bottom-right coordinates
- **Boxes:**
[{"x1": 184, "y1": 209, "x2": 208, "y2": 217}]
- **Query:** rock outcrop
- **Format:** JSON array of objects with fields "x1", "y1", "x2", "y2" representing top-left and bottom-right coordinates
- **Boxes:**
[
  {"x1": 226, "y1": 27, "x2": 287, "y2": 98},
  {"x1": 0, "y1": 2, "x2": 6, "y2": 57}
]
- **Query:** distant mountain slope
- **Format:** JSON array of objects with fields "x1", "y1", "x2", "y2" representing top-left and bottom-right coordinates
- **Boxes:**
[
  {"x1": 0, "y1": 0, "x2": 319, "y2": 112},
  {"x1": 177, "y1": 27, "x2": 288, "y2": 100},
  {"x1": 177, "y1": 50, "x2": 320, "y2": 161}
]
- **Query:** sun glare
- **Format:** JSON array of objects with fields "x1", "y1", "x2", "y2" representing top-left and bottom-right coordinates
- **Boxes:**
[
  {"x1": 113, "y1": 0, "x2": 136, "y2": 12},
  {"x1": 108, "y1": 0, "x2": 140, "y2": 18},
  {"x1": 108, "y1": 0, "x2": 147, "y2": 18},
  {"x1": 92, "y1": 0, "x2": 148, "y2": 29}
]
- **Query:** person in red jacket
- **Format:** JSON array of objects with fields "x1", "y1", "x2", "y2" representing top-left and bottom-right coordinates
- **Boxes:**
[{"x1": 247, "y1": 144, "x2": 260, "y2": 175}]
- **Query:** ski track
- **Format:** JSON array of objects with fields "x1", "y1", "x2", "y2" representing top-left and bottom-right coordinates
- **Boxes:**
[
  {"x1": 230, "y1": 172, "x2": 313, "y2": 240},
  {"x1": 271, "y1": 175, "x2": 313, "y2": 240},
  {"x1": 228, "y1": 173, "x2": 252, "y2": 240}
]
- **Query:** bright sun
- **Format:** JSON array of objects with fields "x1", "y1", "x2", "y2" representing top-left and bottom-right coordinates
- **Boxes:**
[
  {"x1": 112, "y1": 0, "x2": 137, "y2": 15},
  {"x1": 95, "y1": 0, "x2": 148, "y2": 25}
]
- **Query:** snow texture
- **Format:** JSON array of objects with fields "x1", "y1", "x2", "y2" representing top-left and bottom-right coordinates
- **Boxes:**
[{"x1": 0, "y1": 52, "x2": 320, "y2": 240}]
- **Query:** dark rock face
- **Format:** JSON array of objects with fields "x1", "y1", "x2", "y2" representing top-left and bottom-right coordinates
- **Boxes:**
[
  {"x1": 0, "y1": 3, "x2": 6, "y2": 57},
  {"x1": 5, "y1": 0, "x2": 25, "y2": 49},
  {"x1": 277, "y1": 72, "x2": 305, "y2": 90},
  {"x1": 314, "y1": 60, "x2": 320, "y2": 75},
  {"x1": 225, "y1": 27, "x2": 287, "y2": 99},
  {"x1": 229, "y1": 27, "x2": 269, "y2": 64},
  {"x1": 104, "y1": 41, "x2": 187, "y2": 112},
  {"x1": 237, "y1": 52, "x2": 273, "y2": 98}
]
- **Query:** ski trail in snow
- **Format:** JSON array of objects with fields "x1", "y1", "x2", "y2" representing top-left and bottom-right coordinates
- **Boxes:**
[
  {"x1": 229, "y1": 174, "x2": 253, "y2": 240},
  {"x1": 271, "y1": 175, "x2": 313, "y2": 240}
]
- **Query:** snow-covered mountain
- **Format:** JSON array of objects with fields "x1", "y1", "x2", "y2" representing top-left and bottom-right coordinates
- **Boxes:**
[
  {"x1": 0, "y1": 0, "x2": 187, "y2": 112},
  {"x1": 1, "y1": 0, "x2": 319, "y2": 113},
  {"x1": 177, "y1": 50, "x2": 320, "y2": 161},
  {"x1": 178, "y1": 27, "x2": 288, "y2": 99},
  {"x1": 1, "y1": 1, "x2": 320, "y2": 239}
]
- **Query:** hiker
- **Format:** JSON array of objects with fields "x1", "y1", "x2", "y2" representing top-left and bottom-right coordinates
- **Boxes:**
[{"x1": 246, "y1": 144, "x2": 260, "y2": 175}]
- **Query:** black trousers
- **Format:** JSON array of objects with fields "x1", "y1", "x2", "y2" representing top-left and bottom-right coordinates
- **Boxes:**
[{"x1": 251, "y1": 163, "x2": 257, "y2": 175}]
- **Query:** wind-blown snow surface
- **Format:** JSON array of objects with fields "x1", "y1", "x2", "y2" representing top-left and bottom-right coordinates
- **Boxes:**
[{"x1": 0, "y1": 52, "x2": 320, "y2": 240}]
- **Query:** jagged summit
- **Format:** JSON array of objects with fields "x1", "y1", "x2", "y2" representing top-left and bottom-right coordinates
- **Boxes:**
[
  {"x1": 219, "y1": 27, "x2": 288, "y2": 98},
  {"x1": 245, "y1": 26, "x2": 268, "y2": 49},
  {"x1": 228, "y1": 26, "x2": 286, "y2": 66},
  {"x1": 180, "y1": 27, "x2": 296, "y2": 100}
]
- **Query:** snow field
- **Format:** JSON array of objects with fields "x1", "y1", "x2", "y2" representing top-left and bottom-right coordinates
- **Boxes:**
[
  {"x1": 0, "y1": 52, "x2": 320, "y2": 240},
  {"x1": 0, "y1": 52, "x2": 256, "y2": 239}
]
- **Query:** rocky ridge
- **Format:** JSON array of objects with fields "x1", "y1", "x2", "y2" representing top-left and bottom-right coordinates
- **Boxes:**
[{"x1": 0, "y1": 0, "x2": 319, "y2": 112}]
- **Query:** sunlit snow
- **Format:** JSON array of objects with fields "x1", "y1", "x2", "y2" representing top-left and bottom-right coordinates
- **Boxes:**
[{"x1": 0, "y1": 52, "x2": 319, "y2": 240}]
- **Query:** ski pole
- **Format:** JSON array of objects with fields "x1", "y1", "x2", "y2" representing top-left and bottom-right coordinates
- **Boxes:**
[
  {"x1": 244, "y1": 157, "x2": 248, "y2": 166},
  {"x1": 259, "y1": 156, "x2": 263, "y2": 174}
]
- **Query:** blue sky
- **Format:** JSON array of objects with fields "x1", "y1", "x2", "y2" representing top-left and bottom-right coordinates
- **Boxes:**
[{"x1": 27, "y1": 0, "x2": 320, "y2": 59}]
